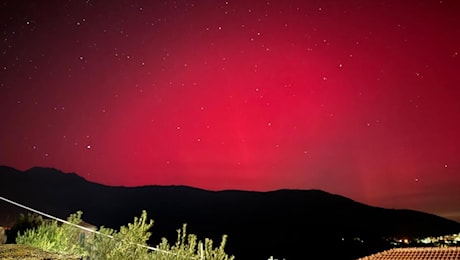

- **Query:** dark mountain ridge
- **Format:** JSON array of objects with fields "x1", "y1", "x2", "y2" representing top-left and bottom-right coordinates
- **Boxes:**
[{"x1": 1, "y1": 166, "x2": 459, "y2": 259}]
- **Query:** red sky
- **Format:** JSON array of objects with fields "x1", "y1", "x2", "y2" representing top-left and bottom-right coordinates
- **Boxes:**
[{"x1": 1, "y1": 0, "x2": 460, "y2": 222}]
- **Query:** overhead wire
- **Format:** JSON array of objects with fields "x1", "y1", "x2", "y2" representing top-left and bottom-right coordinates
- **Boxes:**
[{"x1": 0, "y1": 195, "x2": 179, "y2": 256}]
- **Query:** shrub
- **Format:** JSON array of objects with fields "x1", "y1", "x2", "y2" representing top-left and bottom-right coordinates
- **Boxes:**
[
  {"x1": 87, "y1": 210, "x2": 154, "y2": 260},
  {"x1": 7, "y1": 212, "x2": 44, "y2": 243},
  {"x1": 154, "y1": 224, "x2": 234, "y2": 260},
  {"x1": 16, "y1": 211, "x2": 86, "y2": 256},
  {"x1": 16, "y1": 210, "x2": 235, "y2": 259}
]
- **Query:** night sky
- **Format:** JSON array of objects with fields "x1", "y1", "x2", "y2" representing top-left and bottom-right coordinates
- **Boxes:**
[{"x1": 1, "y1": 0, "x2": 460, "y2": 222}]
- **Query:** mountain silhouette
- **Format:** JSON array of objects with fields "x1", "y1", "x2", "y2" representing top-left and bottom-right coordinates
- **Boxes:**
[{"x1": 1, "y1": 166, "x2": 459, "y2": 259}]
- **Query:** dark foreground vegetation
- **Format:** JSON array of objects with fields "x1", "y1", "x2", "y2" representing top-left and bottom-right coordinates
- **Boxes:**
[
  {"x1": 2, "y1": 211, "x2": 233, "y2": 260},
  {"x1": 2, "y1": 166, "x2": 460, "y2": 259}
]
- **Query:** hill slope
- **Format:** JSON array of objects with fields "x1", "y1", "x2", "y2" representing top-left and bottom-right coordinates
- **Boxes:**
[{"x1": 1, "y1": 166, "x2": 459, "y2": 259}]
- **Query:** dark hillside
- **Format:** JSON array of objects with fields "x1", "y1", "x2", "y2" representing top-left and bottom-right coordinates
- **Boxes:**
[{"x1": 1, "y1": 166, "x2": 459, "y2": 259}]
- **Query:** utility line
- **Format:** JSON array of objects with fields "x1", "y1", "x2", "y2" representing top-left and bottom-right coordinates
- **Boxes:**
[{"x1": 0, "y1": 195, "x2": 175, "y2": 255}]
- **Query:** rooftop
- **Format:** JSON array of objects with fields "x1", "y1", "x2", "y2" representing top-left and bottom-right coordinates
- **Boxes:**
[{"x1": 358, "y1": 247, "x2": 460, "y2": 260}]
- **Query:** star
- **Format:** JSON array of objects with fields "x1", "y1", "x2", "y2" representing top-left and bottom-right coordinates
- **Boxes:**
[{"x1": 0, "y1": 0, "x2": 459, "y2": 223}]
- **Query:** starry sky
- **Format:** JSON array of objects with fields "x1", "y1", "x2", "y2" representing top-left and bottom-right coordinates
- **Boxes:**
[{"x1": 1, "y1": 0, "x2": 460, "y2": 222}]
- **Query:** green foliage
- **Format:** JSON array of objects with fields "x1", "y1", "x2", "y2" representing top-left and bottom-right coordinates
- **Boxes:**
[
  {"x1": 154, "y1": 224, "x2": 235, "y2": 260},
  {"x1": 15, "y1": 210, "x2": 235, "y2": 259},
  {"x1": 90, "y1": 210, "x2": 154, "y2": 260},
  {"x1": 85, "y1": 226, "x2": 115, "y2": 259},
  {"x1": 16, "y1": 211, "x2": 87, "y2": 256},
  {"x1": 7, "y1": 212, "x2": 44, "y2": 243}
]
